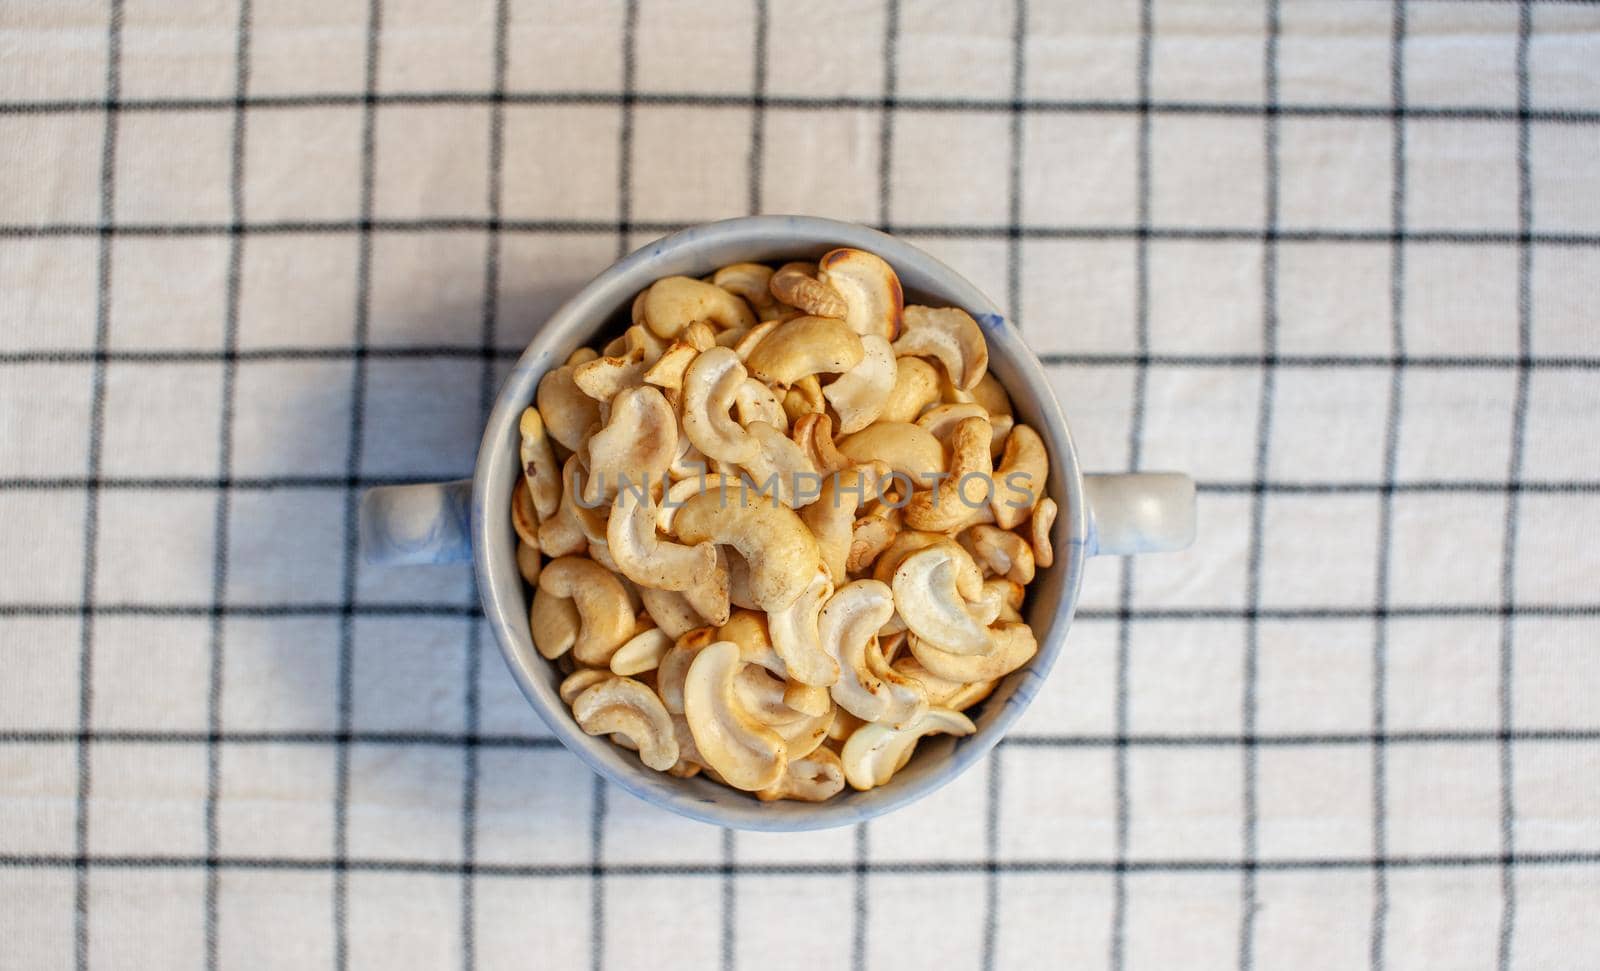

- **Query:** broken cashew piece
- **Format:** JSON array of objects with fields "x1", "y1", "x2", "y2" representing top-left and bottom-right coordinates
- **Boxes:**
[
  {"x1": 840, "y1": 707, "x2": 975, "y2": 791},
  {"x1": 572, "y1": 677, "x2": 679, "y2": 772},
  {"x1": 682, "y1": 640, "x2": 788, "y2": 791},
  {"x1": 559, "y1": 667, "x2": 611, "y2": 706},
  {"x1": 892, "y1": 305, "x2": 988, "y2": 391},
  {"x1": 609, "y1": 626, "x2": 674, "y2": 677}
]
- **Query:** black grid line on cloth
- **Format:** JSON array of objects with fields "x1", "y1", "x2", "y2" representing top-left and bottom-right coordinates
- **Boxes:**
[
  {"x1": 459, "y1": 3, "x2": 513, "y2": 968},
  {"x1": 6, "y1": 852, "x2": 1599, "y2": 878},
  {"x1": 331, "y1": 3, "x2": 383, "y2": 968},
  {"x1": 1112, "y1": 2, "x2": 1155, "y2": 969},
  {"x1": 1371, "y1": 3, "x2": 1407, "y2": 967},
  {"x1": 1242, "y1": 2, "x2": 1283, "y2": 966},
  {"x1": 980, "y1": 3, "x2": 1028, "y2": 968},
  {"x1": 70, "y1": 4, "x2": 123, "y2": 968},
  {"x1": 1500, "y1": 4, "x2": 1537, "y2": 967},
  {"x1": 7, "y1": 726, "x2": 1600, "y2": 749},
  {"x1": 5, "y1": 221, "x2": 1600, "y2": 247},
  {"x1": 7, "y1": 91, "x2": 1600, "y2": 124},
  {"x1": 201, "y1": 2, "x2": 253, "y2": 968}
]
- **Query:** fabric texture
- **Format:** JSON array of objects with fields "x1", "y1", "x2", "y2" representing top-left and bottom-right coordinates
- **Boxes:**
[{"x1": 2, "y1": 1, "x2": 1599, "y2": 968}]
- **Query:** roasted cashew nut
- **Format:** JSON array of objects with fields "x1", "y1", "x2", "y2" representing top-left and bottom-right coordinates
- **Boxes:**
[
  {"x1": 892, "y1": 655, "x2": 998, "y2": 713},
  {"x1": 536, "y1": 359, "x2": 603, "y2": 452},
  {"x1": 655, "y1": 627, "x2": 717, "y2": 714},
  {"x1": 769, "y1": 262, "x2": 848, "y2": 318},
  {"x1": 573, "y1": 351, "x2": 648, "y2": 403},
  {"x1": 519, "y1": 407, "x2": 562, "y2": 521},
  {"x1": 790, "y1": 413, "x2": 848, "y2": 477},
  {"x1": 757, "y1": 745, "x2": 847, "y2": 803},
  {"x1": 1030, "y1": 496, "x2": 1058, "y2": 569},
  {"x1": 530, "y1": 585, "x2": 581, "y2": 660},
  {"x1": 836, "y1": 421, "x2": 947, "y2": 491},
  {"x1": 781, "y1": 374, "x2": 826, "y2": 425},
  {"x1": 610, "y1": 626, "x2": 673, "y2": 676},
  {"x1": 745, "y1": 315, "x2": 866, "y2": 388},
  {"x1": 639, "y1": 586, "x2": 707, "y2": 641},
  {"x1": 606, "y1": 484, "x2": 717, "y2": 592},
  {"x1": 713, "y1": 262, "x2": 784, "y2": 321},
  {"x1": 816, "y1": 248, "x2": 903, "y2": 341},
  {"x1": 878, "y1": 356, "x2": 942, "y2": 424},
  {"x1": 764, "y1": 567, "x2": 837, "y2": 688},
  {"x1": 906, "y1": 622, "x2": 1038, "y2": 683},
  {"x1": 682, "y1": 347, "x2": 758, "y2": 465},
  {"x1": 733, "y1": 667, "x2": 832, "y2": 759},
  {"x1": 682, "y1": 640, "x2": 787, "y2": 791},
  {"x1": 803, "y1": 463, "x2": 891, "y2": 584},
  {"x1": 539, "y1": 556, "x2": 637, "y2": 666},
  {"x1": 890, "y1": 542, "x2": 992, "y2": 655},
  {"x1": 823, "y1": 334, "x2": 897, "y2": 434},
  {"x1": 740, "y1": 420, "x2": 819, "y2": 509},
  {"x1": 967, "y1": 524, "x2": 1036, "y2": 585},
  {"x1": 572, "y1": 676, "x2": 679, "y2": 771},
  {"x1": 819, "y1": 579, "x2": 928, "y2": 726},
  {"x1": 991, "y1": 424, "x2": 1048, "y2": 530},
  {"x1": 892, "y1": 305, "x2": 988, "y2": 392},
  {"x1": 584, "y1": 385, "x2": 678, "y2": 504},
  {"x1": 840, "y1": 707, "x2": 975, "y2": 791},
  {"x1": 670, "y1": 486, "x2": 823, "y2": 613},
  {"x1": 904, "y1": 417, "x2": 994, "y2": 532},
  {"x1": 734, "y1": 378, "x2": 788, "y2": 432},
  {"x1": 642, "y1": 276, "x2": 757, "y2": 338}
]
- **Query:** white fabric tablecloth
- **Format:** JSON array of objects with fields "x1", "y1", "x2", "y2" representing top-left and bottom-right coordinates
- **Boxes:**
[{"x1": 2, "y1": 1, "x2": 1598, "y2": 968}]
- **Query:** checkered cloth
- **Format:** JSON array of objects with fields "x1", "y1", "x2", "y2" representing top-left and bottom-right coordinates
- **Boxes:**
[{"x1": 3, "y1": 0, "x2": 1598, "y2": 968}]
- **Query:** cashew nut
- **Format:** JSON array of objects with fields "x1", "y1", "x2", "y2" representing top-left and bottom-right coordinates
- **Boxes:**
[
  {"x1": 740, "y1": 421, "x2": 819, "y2": 509},
  {"x1": 572, "y1": 676, "x2": 679, "y2": 772},
  {"x1": 816, "y1": 248, "x2": 903, "y2": 341},
  {"x1": 584, "y1": 385, "x2": 677, "y2": 504},
  {"x1": 606, "y1": 484, "x2": 716, "y2": 592},
  {"x1": 847, "y1": 515, "x2": 898, "y2": 576},
  {"x1": 680, "y1": 320, "x2": 717, "y2": 351},
  {"x1": 904, "y1": 417, "x2": 993, "y2": 532},
  {"x1": 782, "y1": 374, "x2": 826, "y2": 425},
  {"x1": 511, "y1": 477, "x2": 540, "y2": 548},
  {"x1": 656, "y1": 472, "x2": 734, "y2": 534},
  {"x1": 890, "y1": 543, "x2": 992, "y2": 655},
  {"x1": 769, "y1": 262, "x2": 848, "y2": 319},
  {"x1": 732, "y1": 319, "x2": 781, "y2": 361},
  {"x1": 573, "y1": 351, "x2": 648, "y2": 403},
  {"x1": 643, "y1": 340, "x2": 699, "y2": 392},
  {"x1": 967, "y1": 524, "x2": 1036, "y2": 585},
  {"x1": 639, "y1": 586, "x2": 707, "y2": 641},
  {"x1": 892, "y1": 305, "x2": 988, "y2": 391},
  {"x1": 822, "y1": 334, "x2": 897, "y2": 435},
  {"x1": 878, "y1": 356, "x2": 942, "y2": 424},
  {"x1": 713, "y1": 262, "x2": 783, "y2": 320},
  {"x1": 840, "y1": 706, "x2": 975, "y2": 791},
  {"x1": 682, "y1": 640, "x2": 787, "y2": 791},
  {"x1": 539, "y1": 556, "x2": 636, "y2": 666},
  {"x1": 764, "y1": 567, "x2": 837, "y2": 688},
  {"x1": 836, "y1": 421, "x2": 947, "y2": 490},
  {"x1": 683, "y1": 550, "x2": 733, "y2": 627},
  {"x1": 539, "y1": 454, "x2": 600, "y2": 557},
  {"x1": 559, "y1": 667, "x2": 610, "y2": 706},
  {"x1": 892, "y1": 656, "x2": 997, "y2": 713},
  {"x1": 733, "y1": 667, "x2": 832, "y2": 758},
  {"x1": 642, "y1": 276, "x2": 757, "y2": 338},
  {"x1": 530, "y1": 585, "x2": 581, "y2": 660},
  {"x1": 803, "y1": 463, "x2": 890, "y2": 584},
  {"x1": 654, "y1": 626, "x2": 717, "y2": 713},
  {"x1": 608, "y1": 624, "x2": 673, "y2": 676},
  {"x1": 915, "y1": 402, "x2": 989, "y2": 445},
  {"x1": 1030, "y1": 496, "x2": 1058, "y2": 569},
  {"x1": 906, "y1": 622, "x2": 1037, "y2": 683},
  {"x1": 536, "y1": 360, "x2": 603, "y2": 452},
  {"x1": 991, "y1": 424, "x2": 1047, "y2": 530},
  {"x1": 516, "y1": 540, "x2": 541, "y2": 586},
  {"x1": 757, "y1": 745, "x2": 846, "y2": 803},
  {"x1": 682, "y1": 347, "x2": 758, "y2": 465},
  {"x1": 519, "y1": 407, "x2": 561, "y2": 521},
  {"x1": 734, "y1": 378, "x2": 788, "y2": 432},
  {"x1": 819, "y1": 580, "x2": 928, "y2": 727},
  {"x1": 745, "y1": 315, "x2": 865, "y2": 388},
  {"x1": 671, "y1": 486, "x2": 823, "y2": 613},
  {"x1": 790, "y1": 413, "x2": 848, "y2": 477}
]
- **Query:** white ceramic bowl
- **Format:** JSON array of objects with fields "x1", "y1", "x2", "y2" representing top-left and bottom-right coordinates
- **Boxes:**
[{"x1": 361, "y1": 215, "x2": 1194, "y2": 831}]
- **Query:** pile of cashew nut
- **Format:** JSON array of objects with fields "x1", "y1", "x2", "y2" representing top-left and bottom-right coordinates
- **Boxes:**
[{"x1": 514, "y1": 248, "x2": 1058, "y2": 802}]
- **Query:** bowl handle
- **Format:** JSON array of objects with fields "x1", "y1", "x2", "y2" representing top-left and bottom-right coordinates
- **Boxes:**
[
  {"x1": 1083, "y1": 472, "x2": 1196, "y2": 556},
  {"x1": 359, "y1": 480, "x2": 475, "y2": 566}
]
